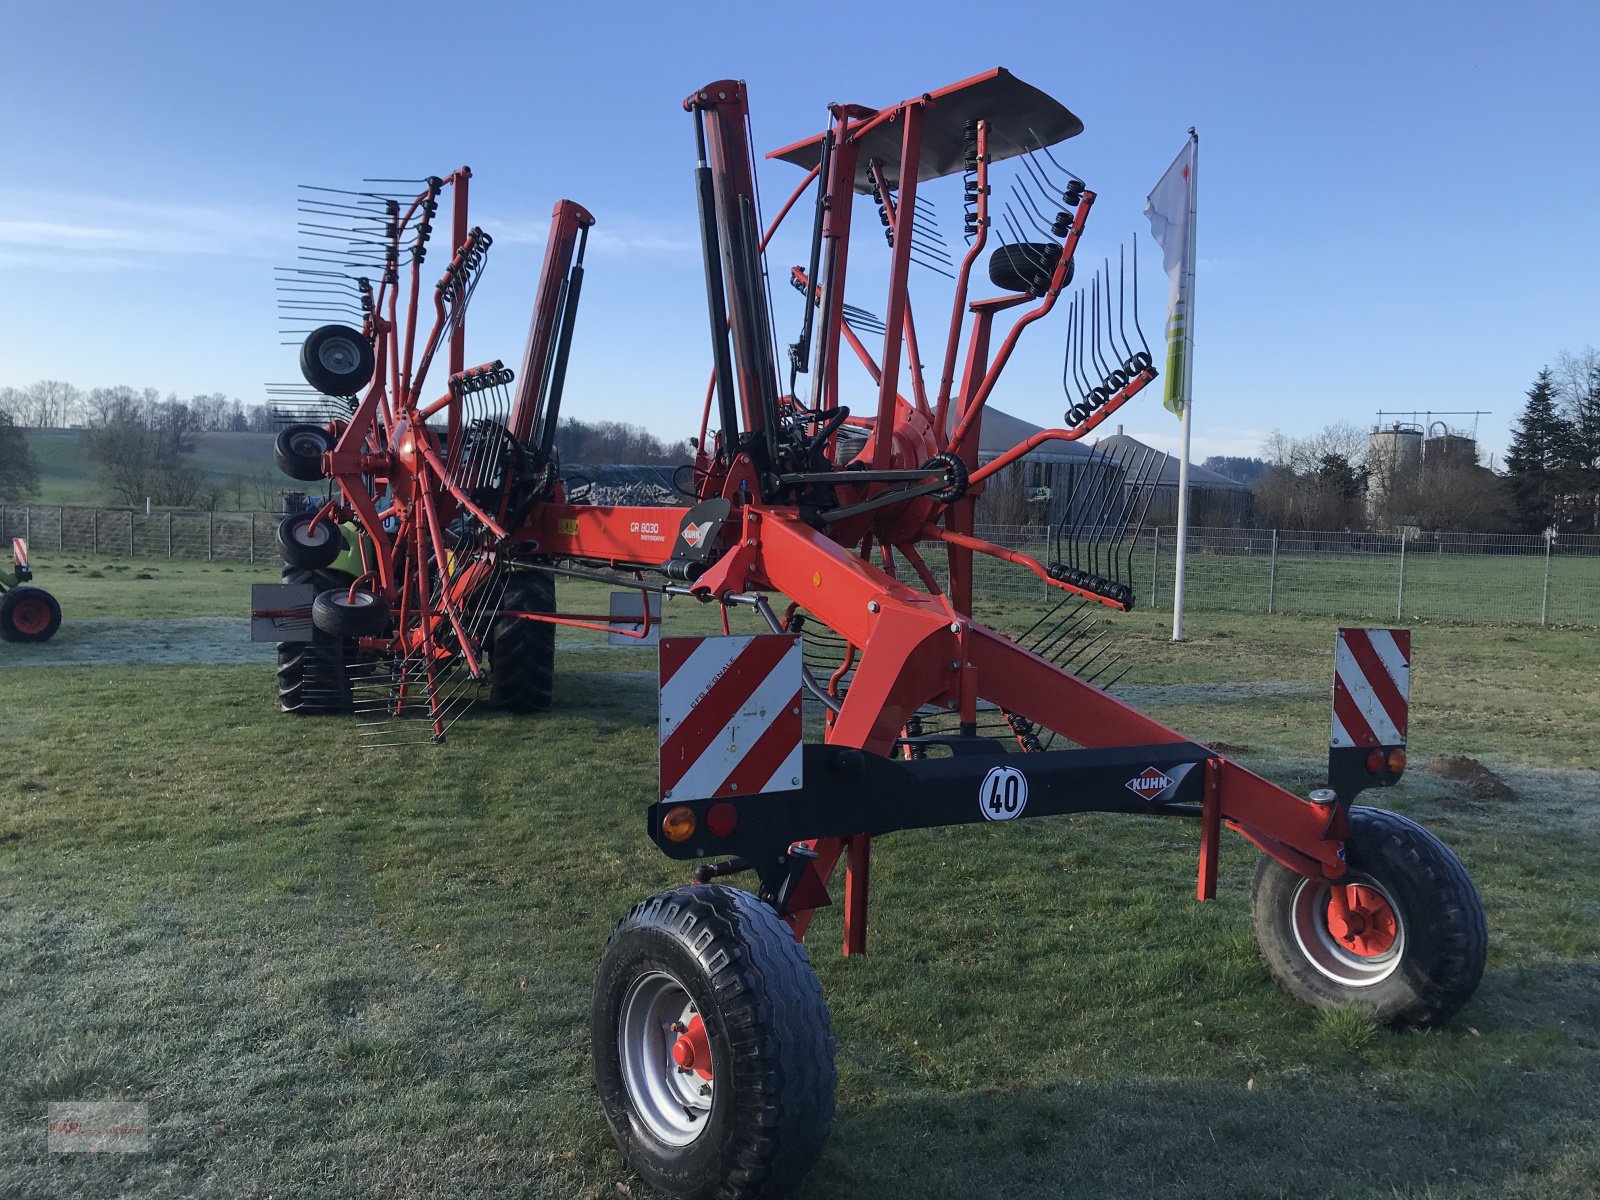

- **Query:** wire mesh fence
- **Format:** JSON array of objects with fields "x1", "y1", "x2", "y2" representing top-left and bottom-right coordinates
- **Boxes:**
[
  {"x1": 1142, "y1": 526, "x2": 1600, "y2": 627},
  {"x1": 0, "y1": 504, "x2": 282, "y2": 563},
  {"x1": 4, "y1": 503, "x2": 1597, "y2": 626}
]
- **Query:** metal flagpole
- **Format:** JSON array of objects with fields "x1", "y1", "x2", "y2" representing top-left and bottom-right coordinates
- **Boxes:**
[{"x1": 1171, "y1": 128, "x2": 1199, "y2": 642}]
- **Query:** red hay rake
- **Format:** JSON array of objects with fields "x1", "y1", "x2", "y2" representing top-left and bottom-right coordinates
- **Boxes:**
[{"x1": 258, "y1": 70, "x2": 1486, "y2": 1199}]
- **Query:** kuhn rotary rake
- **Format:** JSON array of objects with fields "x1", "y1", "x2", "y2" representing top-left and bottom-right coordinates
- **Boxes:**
[{"x1": 261, "y1": 69, "x2": 1486, "y2": 1199}]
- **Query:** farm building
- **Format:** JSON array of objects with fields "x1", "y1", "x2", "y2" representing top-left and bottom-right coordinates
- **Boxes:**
[{"x1": 973, "y1": 412, "x2": 1252, "y2": 529}]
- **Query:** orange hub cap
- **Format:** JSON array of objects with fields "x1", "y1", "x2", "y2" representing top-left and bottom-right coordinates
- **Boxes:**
[
  {"x1": 670, "y1": 1014, "x2": 713, "y2": 1080},
  {"x1": 1327, "y1": 884, "x2": 1398, "y2": 956}
]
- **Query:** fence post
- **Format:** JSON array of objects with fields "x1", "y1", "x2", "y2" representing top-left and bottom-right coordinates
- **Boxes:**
[
  {"x1": 92, "y1": 508, "x2": 98, "y2": 555},
  {"x1": 1396, "y1": 533, "x2": 1406, "y2": 621},
  {"x1": 23, "y1": 507, "x2": 28, "y2": 545},
  {"x1": 249, "y1": 514, "x2": 255, "y2": 564},
  {"x1": 128, "y1": 511, "x2": 134, "y2": 556},
  {"x1": 1267, "y1": 529, "x2": 1278, "y2": 614},
  {"x1": 208, "y1": 511, "x2": 214, "y2": 561},
  {"x1": 1541, "y1": 533, "x2": 1552, "y2": 626},
  {"x1": 1150, "y1": 527, "x2": 1160, "y2": 608}
]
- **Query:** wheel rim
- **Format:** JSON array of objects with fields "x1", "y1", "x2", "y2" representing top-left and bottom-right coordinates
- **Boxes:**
[
  {"x1": 333, "y1": 592, "x2": 376, "y2": 611},
  {"x1": 12, "y1": 597, "x2": 50, "y2": 636},
  {"x1": 293, "y1": 520, "x2": 332, "y2": 548},
  {"x1": 1289, "y1": 874, "x2": 1406, "y2": 988},
  {"x1": 289, "y1": 431, "x2": 327, "y2": 457},
  {"x1": 318, "y1": 337, "x2": 361, "y2": 375},
  {"x1": 618, "y1": 971, "x2": 713, "y2": 1146}
]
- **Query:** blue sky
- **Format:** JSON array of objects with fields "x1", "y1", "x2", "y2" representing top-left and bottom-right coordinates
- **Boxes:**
[{"x1": 2, "y1": 0, "x2": 1596, "y2": 467}]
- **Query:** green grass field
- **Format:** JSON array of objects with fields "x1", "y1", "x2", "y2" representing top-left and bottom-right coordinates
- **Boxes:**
[{"x1": 2, "y1": 564, "x2": 1598, "y2": 1198}]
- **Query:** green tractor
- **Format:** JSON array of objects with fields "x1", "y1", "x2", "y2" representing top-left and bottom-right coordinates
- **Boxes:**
[{"x1": 0, "y1": 538, "x2": 61, "y2": 643}]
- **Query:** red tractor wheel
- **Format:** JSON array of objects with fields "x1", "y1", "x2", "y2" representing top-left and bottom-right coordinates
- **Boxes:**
[
  {"x1": 592, "y1": 885, "x2": 836, "y2": 1199},
  {"x1": 1251, "y1": 807, "x2": 1486, "y2": 1029},
  {"x1": 0, "y1": 586, "x2": 62, "y2": 643}
]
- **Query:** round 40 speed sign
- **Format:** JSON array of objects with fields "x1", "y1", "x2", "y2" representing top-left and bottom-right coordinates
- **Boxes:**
[{"x1": 978, "y1": 764, "x2": 1029, "y2": 821}]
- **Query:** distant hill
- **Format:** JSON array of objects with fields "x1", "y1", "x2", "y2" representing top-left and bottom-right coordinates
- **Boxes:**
[{"x1": 22, "y1": 429, "x2": 305, "y2": 509}]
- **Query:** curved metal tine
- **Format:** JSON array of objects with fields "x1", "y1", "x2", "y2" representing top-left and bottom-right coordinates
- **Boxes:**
[
  {"x1": 1099, "y1": 262, "x2": 1121, "y2": 381},
  {"x1": 912, "y1": 217, "x2": 950, "y2": 247},
  {"x1": 1074, "y1": 288, "x2": 1093, "y2": 404},
  {"x1": 276, "y1": 266, "x2": 359, "y2": 280},
  {"x1": 299, "y1": 198, "x2": 389, "y2": 217},
  {"x1": 1026, "y1": 129, "x2": 1085, "y2": 188},
  {"x1": 1105, "y1": 448, "x2": 1156, "y2": 571},
  {"x1": 1060, "y1": 291, "x2": 1080, "y2": 399},
  {"x1": 275, "y1": 283, "x2": 362, "y2": 294},
  {"x1": 298, "y1": 183, "x2": 389, "y2": 199},
  {"x1": 1130, "y1": 233, "x2": 1153, "y2": 359},
  {"x1": 909, "y1": 252, "x2": 956, "y2": 279},
  {"x1": 1075, "y1": 448, "x2": 1113, "y2": 572},
  {"x1": 999, "y1": 206, "x2": 1027, "y2": 248},
  {"x1": 1009, "y1": 183, "x2": 1055, "y2": 241},
  {"x1": 1088, "y1": 272, "x2": 1112, "y2": 386},
  {"x1": 1003, "y1": 195, "x2": 1045, "y2": 243},
  {"x1": 1019, "y1": 150, "x2": 1069, "y2": 209},
  {"x1": 1112, "y1": 247, "x2": 1137, "y2": 369}
]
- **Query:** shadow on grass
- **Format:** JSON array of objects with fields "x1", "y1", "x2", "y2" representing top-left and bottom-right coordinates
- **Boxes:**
[{"x1": 811, "y1": 982, "x2": 1600, "y2": 1200}]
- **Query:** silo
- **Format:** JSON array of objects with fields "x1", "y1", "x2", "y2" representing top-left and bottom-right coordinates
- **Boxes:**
[
  {"x1": 1423, "y1": 427, "x2": 1477, "y2": 467},
  {"x1": 1367, "y1": 422, "x2": 1423, "y2": 525}
]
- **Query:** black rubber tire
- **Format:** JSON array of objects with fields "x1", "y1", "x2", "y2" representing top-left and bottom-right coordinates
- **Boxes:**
[
  {"x1": 0, "y1": 585, "x2": 62, "y2": 643},
  {"x1": 312, "y1": 587, "x2": 390, "y2": 638},
  {"x1": 299, "y1": 324, "x2": 375, "y2": 397},
  {"x1": 488, "y1": 571, "x2": 556, "y2": 712},
  {"x1": 276, "y1": 512, "x2": 346, "y2": 570},
  {"x1": 592, "y1": 885, "x2": 836, "y2": 1200},
  {"x1": 1251, "y1": 806, "x2": 1486, "y2": 1029},
  {"x1": 989, "y1": 241, "x2": 1068, "y2": 294},
  {"x1": 274, "y1": 424, "x2": 335, "y2": 482},
  {"x1": 276, "y1": 567, "x2": 356, "y2": 715}
]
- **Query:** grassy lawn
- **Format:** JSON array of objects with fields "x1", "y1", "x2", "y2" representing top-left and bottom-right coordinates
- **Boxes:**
[{"x1": 2, "y1": 572, "x2": 1597, "y2": 1198}]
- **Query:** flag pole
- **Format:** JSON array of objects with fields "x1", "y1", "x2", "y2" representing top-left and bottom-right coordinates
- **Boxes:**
[{"x1": 1171, "y1": 127, "x2": 1199, "y2": 643}]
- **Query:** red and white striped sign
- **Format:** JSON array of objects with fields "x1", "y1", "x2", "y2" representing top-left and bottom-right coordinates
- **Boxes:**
[
  {"x1": 1331, "y1": 628, "x2": 1410, "y2": 748},
  {"x1": 12, "y1": 538, "x2": 28, "y2": 570},
  {"x1": 659, "y1": 633, "x2": 804, "y2": 802}
]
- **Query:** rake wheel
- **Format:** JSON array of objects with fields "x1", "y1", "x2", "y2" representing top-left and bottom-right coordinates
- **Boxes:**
[
  {"x1": 592, "y1": 885, "x2": 835, "y2": 1200},
  {"x1": 1251, "y1": 806, "x2": 1486, "y2": 1029},
  {"x1": 487, "y1": 572, "x2": 556, "y2": 712}
]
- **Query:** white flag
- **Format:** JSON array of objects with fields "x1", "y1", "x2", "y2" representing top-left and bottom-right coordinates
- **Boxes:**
[{"x1": 1143, "y1": 139, "x2": 1196, "y2": 417}]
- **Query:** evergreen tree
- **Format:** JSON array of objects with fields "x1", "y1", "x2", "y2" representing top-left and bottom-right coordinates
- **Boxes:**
[
  {"x1": 0, "y1": 409, "x2": 40, "y2": 503},
  {"x1": 1505, "y1": 368, "x2": 1572, "y2": 531}
]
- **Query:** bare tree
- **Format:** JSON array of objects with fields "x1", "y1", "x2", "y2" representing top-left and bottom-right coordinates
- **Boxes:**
[{"x1": 20, "y1": 380, "x2": 81, "y2": 428}]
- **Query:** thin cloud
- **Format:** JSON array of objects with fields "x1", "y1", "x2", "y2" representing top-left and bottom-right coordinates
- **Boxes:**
[{"x1": 0, "y1": 191, "x2": 283, "y2": 271}]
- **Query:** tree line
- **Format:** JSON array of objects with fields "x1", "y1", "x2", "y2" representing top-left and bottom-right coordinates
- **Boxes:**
[
  {"x1": 0, "y1": 381, "x2": 276, "y2": 435},
  {"x1": 0, "y1": 380, "x2": 696, "y2": 510}
]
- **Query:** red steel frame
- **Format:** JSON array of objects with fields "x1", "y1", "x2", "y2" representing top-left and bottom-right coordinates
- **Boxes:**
[{"x1": 302, "y1": 73, "x2": 1355, "y2": 955}]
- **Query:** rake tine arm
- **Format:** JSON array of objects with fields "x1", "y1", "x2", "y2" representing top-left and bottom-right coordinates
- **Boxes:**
[
  {"x1": 966, "y1": 371, "x2": 1160, "y2": 488},
  {"x1": 945, "y1": 191, "x2": 1096, "y2": 457},
  {"x1": 416, "y1": 482, "x2": 484, "y2": 679},
  {"x1": 413, "y1": 438, "x2": 513, "y2": 540},
  {"x1": 870, "y1": 175, "x2": 933, "y2": 419},
  {"x1": 935, "y1": 119, "x2": 989, "y2": 444},
  {"x1": 919, "y1": 525, "x2": 1126, "y2": 610}
]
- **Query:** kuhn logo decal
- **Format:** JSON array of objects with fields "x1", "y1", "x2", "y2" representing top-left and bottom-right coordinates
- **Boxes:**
[
  {"x1": 1126, "y1": 767, "x2": 1173, "y2": 797},
  {"x1": 681, "y1": 520, "x2": 714, "y2": 548}
]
